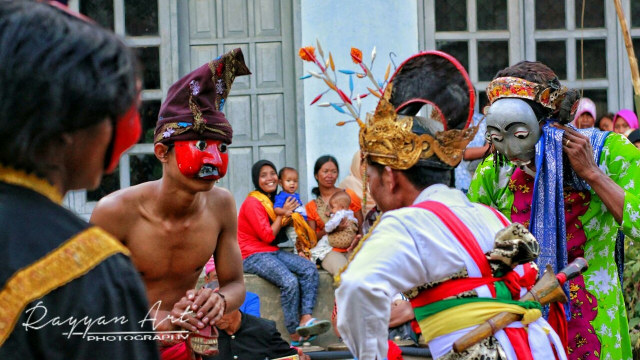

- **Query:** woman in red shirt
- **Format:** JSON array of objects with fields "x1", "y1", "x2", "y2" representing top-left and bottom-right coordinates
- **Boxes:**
[
  {"x1": 238, "y1": 160, "x2": 329, "y2": 344},
  {"x1": 305, "y1": 155, "x2": 363, "y2": 275}
]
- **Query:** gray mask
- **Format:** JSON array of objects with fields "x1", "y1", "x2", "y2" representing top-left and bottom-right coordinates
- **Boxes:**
[{"x1": 485, "y1": 98, "x2": 541, "y2": 167}]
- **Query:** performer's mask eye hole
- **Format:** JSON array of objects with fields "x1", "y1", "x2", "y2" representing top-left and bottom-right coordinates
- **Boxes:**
[
  {"x1": 490, "y1": 133, "x2": 503, "y2": 142},
  {"x1": 196, "y1": 140, "x2": 207, "y2": 151},
  {"x1": 514, "y1": 131, "x2": 529, "y2": 139},
  {"x1": 218, "y1": 143, "x2": 228, "y2": 153}
]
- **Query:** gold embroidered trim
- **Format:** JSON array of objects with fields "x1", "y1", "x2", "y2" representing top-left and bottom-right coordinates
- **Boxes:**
[
  {"x1": 153, "y1": 122, "x2": 230, "y2": 143},
  {"x1": 0, "y1": 165, "x2": 63, "y2": 204},
  {"x1": 272, "y1": 355, "x2": 299, "y2": 360},
  {"x1": 0, "y1": 227, "x2": 129, "y2": 346}
]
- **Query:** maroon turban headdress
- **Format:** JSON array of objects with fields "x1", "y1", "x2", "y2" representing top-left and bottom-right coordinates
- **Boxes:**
[{"x1": 154, "y1": 48, "x2": 251, "y2": 144}]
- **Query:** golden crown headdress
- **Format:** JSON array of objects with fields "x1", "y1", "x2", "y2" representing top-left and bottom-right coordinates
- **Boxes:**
[{"x1": 299, "y1": 44, "x2": 478, "y2": 170}]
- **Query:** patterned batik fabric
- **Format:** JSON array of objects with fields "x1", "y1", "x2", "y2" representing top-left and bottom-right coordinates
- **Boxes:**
[
  {"x1": 510, "y1": 167, "x2": 600, "y2": 359},
  {"x1": 468, "y1": 132, "x2": 640, "y2": 360}
]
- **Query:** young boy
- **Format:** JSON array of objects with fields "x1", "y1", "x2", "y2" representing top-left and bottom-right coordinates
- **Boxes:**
[
  {"x1": 273, "y1": 167, "x2": 317, "y2": 259},
  {"x1": 274, "y1": 167, "x2": 306, "y2": 219}
]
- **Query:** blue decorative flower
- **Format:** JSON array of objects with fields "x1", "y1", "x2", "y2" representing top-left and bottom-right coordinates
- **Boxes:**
[{"x1": 178, "y1": 122, "x2": 190, "y2": 128}]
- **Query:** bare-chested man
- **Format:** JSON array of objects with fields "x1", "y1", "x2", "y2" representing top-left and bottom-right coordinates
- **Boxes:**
[{"x1": 91, "y1": 48, "x2": 250, "y2": 360}]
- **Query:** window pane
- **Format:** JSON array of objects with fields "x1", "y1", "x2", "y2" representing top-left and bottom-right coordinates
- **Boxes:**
[
  {"x1": 536, "y1": 41, "x2": 567, "y2": 80},
  {"x1": 140, "y1": 100, "x2": 161, "y2": 143},
  {"x1": 80, "y1": 0, "x2": 114, "y2": 30},
  {"x1": 136, "y1": 47, "x2": 161, "y2": 90},
  {"x1": 536, "y1": 0, "x2": 565, "y2": 30},
  {"x1": 477, "y1": 0, "x2": 507, "y2": 30},
  {"x1": 577, "y1": 39, "x2": 606, "y2": 79},
  {"x1": 125, "y1": 0, "x2": 159, "y2": 36},
  {"x1": 436, "y1": 41, "x2": 469, "y2": 72},
  {"x1": 477, "y1": 41, "x2": 509, "y2": 81},
  {"x1": 634, "y1": 39, "x2": 640, "y2": 64},
  {"x1": 632, "y1": 1, "x2": 640, "y2": 28},
  {"x1": 581, "y1": 89, "x2": 607, "y2": 119},
  {"x1": 575, "y1": 0, "x2": 604, "y2": 28},
  {"x1": 478, "y1": 90, "x2": 490, "y2": 115},
  {"x1": 130, "y1": 154, "x2": 162, "y2": 186},
  {"x1": 435, "y1": 0, "x2": 467, "y2": 31},
  {"x1": 87, "y1": 169, "x2": 120, "y2": 202}
]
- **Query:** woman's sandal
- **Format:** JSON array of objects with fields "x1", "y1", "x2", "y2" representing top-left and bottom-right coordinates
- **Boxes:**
[
  {"x1": 290, "y1": 335, "x2": 317, "y2": 347},
  {"x1": 295, "y1": 318, "x2": 331, "y2": 338}
]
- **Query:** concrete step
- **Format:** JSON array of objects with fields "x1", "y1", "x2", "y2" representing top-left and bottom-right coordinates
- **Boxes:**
[{"x1": 244, "y1": 270, "x2": 339, "y2": 348}]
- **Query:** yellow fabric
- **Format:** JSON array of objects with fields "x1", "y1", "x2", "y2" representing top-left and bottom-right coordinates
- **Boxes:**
[
  {"x1": 418, "y1": 301, "x2": 542, "y2": 343},
  {"x1": 249, "y1": 191, "x2": 276, "y2": 220},
  {"x1": 289, "y1": 212, "x2": 317, "y2": 256},
  {"x1": 248, "y1": 191, "x2": 317, "y2": 256},
  {"x1": 0, "y1": 227, "x2": 129, "y2": 346},
  {"x1": 0, "y1": 164, "x2": 63, "y2": 204}
]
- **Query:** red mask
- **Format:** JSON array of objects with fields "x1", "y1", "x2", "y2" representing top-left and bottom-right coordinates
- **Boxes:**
[
  {"x1": 105, "y1": 103, "x2": 142, "y2": 173},
  {"x1": 174, "y1": 140, "x2": 229, "y2": 180}
]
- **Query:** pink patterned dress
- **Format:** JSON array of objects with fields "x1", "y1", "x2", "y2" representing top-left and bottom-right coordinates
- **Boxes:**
[{"x1": 509, "y1": 168, "x2": 600, "y2": 359}]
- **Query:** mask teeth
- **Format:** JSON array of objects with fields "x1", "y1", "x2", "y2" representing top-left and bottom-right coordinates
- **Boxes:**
[{"x1": 198, "y1": 165, "x2": 219, "y2": 178}]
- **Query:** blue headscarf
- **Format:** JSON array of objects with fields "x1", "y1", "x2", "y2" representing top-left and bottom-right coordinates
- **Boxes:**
[{"x1": 529, "y1": 121, "x2": 609, "y2": 318}]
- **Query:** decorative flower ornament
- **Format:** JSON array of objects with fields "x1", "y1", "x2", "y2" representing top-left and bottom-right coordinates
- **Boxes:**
[{"x1": 298, "y1": 41, "x2": 477, "y2": 170}]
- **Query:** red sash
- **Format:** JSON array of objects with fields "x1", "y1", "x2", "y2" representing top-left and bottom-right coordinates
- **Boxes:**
[
  {"x1": 409, "y1": 201, "x2": 504, "y2": 307},
  {"x1": 409, "y1": 201, "x2": 535, "y2": 360}
]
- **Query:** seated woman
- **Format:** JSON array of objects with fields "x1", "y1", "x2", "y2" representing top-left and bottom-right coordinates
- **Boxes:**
[
  {"x1": 238, "y1": 160, "x2": 329, "y2": 345},
  {"x1": 305, "y1": 155, "x2": 364, "y2": 275}
]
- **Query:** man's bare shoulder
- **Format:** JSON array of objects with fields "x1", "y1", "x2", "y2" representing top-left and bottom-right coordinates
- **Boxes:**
[
  {"x1": 205, "y1": 186, "x2": 236, "y2": 207},
  {"x1": 91, "y1": 181, "x2": 159, "y2": 235}
]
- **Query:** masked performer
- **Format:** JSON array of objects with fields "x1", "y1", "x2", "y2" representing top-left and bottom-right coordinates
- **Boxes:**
[
  {"x1": 334, "y1": 51, "x2": 567, "y2": 360},
  {"x1": 0, "y1": 1, "x2": 159, "y2": 358},
  {"x1": 91, "y1": 49, "x2": 250, "y2": 359},
  {"x1": 468, "y1": 61, "x2": 638, "y2": 359}
]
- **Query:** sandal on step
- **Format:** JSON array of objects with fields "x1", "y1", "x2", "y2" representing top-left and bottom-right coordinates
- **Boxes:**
[{"x1": 291, "y1": 335, "x2": 317, "y2": 347}]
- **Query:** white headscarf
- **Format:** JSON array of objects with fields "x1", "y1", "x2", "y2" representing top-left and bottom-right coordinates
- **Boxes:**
[{"x1": 338, "y1": 150, "x2": 376, "y2": 216}]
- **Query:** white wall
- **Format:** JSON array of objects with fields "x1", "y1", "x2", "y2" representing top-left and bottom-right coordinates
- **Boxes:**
[{"x1": 300, "y1": 1, "x2": 419, "y2": 200}]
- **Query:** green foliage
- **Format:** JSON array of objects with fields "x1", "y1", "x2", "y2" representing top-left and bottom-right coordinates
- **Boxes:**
[{"x1": 624, "y1": 238, "x2": 640, "y2": 352}]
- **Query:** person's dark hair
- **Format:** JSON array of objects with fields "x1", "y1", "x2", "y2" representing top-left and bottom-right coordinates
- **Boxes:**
[
  {"x1": 367, "y1": 158, "x2": 451, "y2": 191},
  {"x1": 493, "y1": 61, "x2": 580, "y2": 124},
  {"x1": 251, "y1": 160, "x2": 278, "y2": 200},
  {"x1": 627, "y1": 129, "x2": 640, "y2": 145},
  {"x1": 278, "y1": 166, "x2": 297, "y2": 180},
  {"x1": 0, "y1": 1, "x2": 138, "y2": 176},
  {"x1": 311, "y1": 155, "x2": 339, "y2": 197},
  {"x1": 595, "y1": 112, "x2": 615, "y2": 130}
]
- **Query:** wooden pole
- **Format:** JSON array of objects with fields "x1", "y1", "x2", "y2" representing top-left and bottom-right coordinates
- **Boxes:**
[{"x1": 613, "y1": 0, "x2": 640, "y2": 116}]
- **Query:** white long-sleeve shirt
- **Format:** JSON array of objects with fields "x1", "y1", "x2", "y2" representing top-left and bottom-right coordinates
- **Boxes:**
[{"x1": 335, "y1": 184, "x2": 562, "y2": 360}]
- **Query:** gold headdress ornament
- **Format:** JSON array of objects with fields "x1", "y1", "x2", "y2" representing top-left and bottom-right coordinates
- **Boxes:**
[
  {"x1": 299, "y1": 44, "x2": 478, "y2": 170},
  {"x1": 360, "y1": 83, "x2": 478, "y2": 170},
  {"x1": 486, "y1": 76, "x2": 568, "y2": 110}
]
